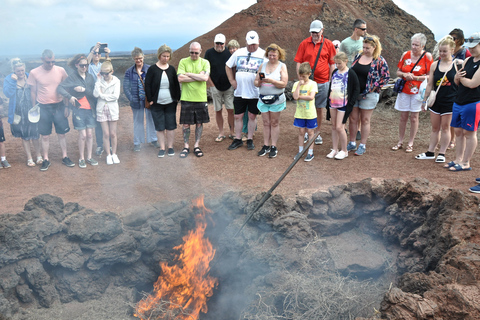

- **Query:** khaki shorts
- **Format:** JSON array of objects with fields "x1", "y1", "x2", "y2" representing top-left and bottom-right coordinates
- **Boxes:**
[{"x1": 210, "y1": 86, "x2": 234, "y2": 112}]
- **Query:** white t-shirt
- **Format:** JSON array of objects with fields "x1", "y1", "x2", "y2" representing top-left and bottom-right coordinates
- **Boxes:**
[{"x1": 226, "y1": 47, "x2": 266, "y2": 99}]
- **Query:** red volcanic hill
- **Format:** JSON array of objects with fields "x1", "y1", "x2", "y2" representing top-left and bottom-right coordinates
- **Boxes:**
[{"x1": 169, "y1": 0, "x2": 435, "y2": 80}]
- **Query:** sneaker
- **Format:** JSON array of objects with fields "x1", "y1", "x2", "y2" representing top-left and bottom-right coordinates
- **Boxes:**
[
  {"x1": 314, "y1": 135, "x2": 323, "y2": 145},
  {"x1": 356, "y1": 131, "x2": 362, "y2": 141},
  {"x1": 106, "y1": 154, "x2": 113, "y2": 165},
  {"x1": 133, "y1": 144, "x2": 141, "y2": 152},
  {"x1": 40, "y1": 159, "x2": 51, "y2": 171},
  {"x1": 150, "y1": 141, "x2": 160, "y2": 148},
  {"x1": 158, "y1": 149, "x2": 166, "y2": 158},
  {"x1": 258, "y1": 145, "x2": 270, "y2": 157},
  {"x1": 1, "y1": 160, "x2": 11, "y2": 168},
  {"x1": 469, "y1": 184, "x2": 480, "y2": 194},
  {"x1": 268, "y1": 146, "x2": 278, "y2": 158},
  {"x1": 62, "y1": 157, "x2": 75, "y2": 167},
  {"x1": 228, "y1": 139, "x2": 243, "y2": 150},
  {"x1": 304, "y1": 154, "x2": 314, "y2": 162},
  {"x1": 347, "y1": 142, "x2": 357, "y2": 151},
  {"x1": 112, "y1": 154, "x2": 120, "y2": 164},
  {"x1": 79, "y1": 159, "x2": 87, "y2": 168},
  {"x1": 355, "y1": 145, "x2": 366, "y2": 156},
  {"x1": 95, "y1": 147, "x2": 104, "y2": 156},
  {"x1": 167, "y1": 148, "x2": 175, "y2": 156},
  {"x1": 334, "y1": 150, "x2": 348, "y2": 160},
  {"x1": 246, "y1": 139, "x2": 255, "y2": 150},
  {"x1": 476, "y1": 178, "x2": 480, "y2": 184},
  {"x1": 86, "y1": 158, "x2": 98, "y2": 166},
  {"x1": 326, "y1": 150, "x2": 337, "y2": 159},
  {"x1": 304, "y1": 133, "x2": 309, "y2": 144}
]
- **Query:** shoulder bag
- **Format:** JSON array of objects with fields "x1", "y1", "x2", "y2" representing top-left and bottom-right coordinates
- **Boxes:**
[{"x1": 393, "y1": 51, "x2": 426, "y2": 93}]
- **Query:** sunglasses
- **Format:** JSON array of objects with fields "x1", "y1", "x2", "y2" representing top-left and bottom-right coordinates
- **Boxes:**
[
  {"x1": 215, "y1": 42, "x2": 224, "y2": 45},
  {"x1": 464, "y1": 38, "x2": 480, "y2": 43},
  {"x1": 310, "y1": 31, "x2": 319, "y2": 34},
  {"x1": 451, "y1": 36, "x2": 458, "y2": 41},
  {"x1": 79, "y1": 64, "x2": 88, "y2": 68},
  {"x1": 190, "y1": 51, "x2": 200, "y2": 55},
  {"x1": 364, "y1": 36, "x2": 374, "y2": 42},
  {"x1": 100, "y1": 71, "x2": 111, "y2": 75},
  {"x1": 93, "y1": 52, "x2": 101, "y2": 55},
  {"x1": 357, "y1": 27, "x2": 367, "y2": 31}
]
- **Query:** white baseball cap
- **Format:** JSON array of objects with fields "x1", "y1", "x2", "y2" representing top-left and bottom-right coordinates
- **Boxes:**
[
  {"x1": 246, "y1": 31, "x2": 259, "y2": 45},
  {"x1": 464, "y1": 32, "x2": 480, "y2": 48},
  {"x1": 310, "y1": 20, "x2": 323, "y2": 33},
  {"x1": 214, "y1": 34, "x2": 226, "y2": 44}
]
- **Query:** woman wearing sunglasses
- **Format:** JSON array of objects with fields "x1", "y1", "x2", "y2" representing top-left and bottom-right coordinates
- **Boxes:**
[{"x1": 58, "y1": 54, "x2": 98, "y2": 168}]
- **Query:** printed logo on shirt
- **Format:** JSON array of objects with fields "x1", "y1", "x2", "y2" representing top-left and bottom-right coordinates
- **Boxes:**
[{"x1": 236, "y1": 56, "x2": 263, "y2": 74}]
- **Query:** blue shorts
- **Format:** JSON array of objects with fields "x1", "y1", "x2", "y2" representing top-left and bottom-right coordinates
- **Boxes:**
[
  {"x1": 294, "y1": 118, "x2": 318, "y2": 129},
  {"x1": 451, "y1": 101, "x2": 480, "y2": 131},
  {"x1": 72, "y1": 108, "x2": 96, "y2": 131},
  {"x1": 257, "y1": 100, "x2": 286, "y2": 113}
]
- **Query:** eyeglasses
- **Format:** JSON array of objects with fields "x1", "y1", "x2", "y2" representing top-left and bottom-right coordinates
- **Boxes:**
[
  {"x1": 100, "y1": 71, "x2": 111, "y2": 75},
  {"x1": 357, "y1": 27, "x2": 367, "y2": 31},
  {"x1": 190, "y1": 51, "x2": 200, "y2": 55},
  {"x1": 215, "y1": 42, "x2": 224, "y2": 45},
  {"x1": 93, "y1": 52, "x2": 101, "y2": 55}
]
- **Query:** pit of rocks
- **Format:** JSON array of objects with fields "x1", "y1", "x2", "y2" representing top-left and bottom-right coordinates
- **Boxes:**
[{"x1": 1, "y1": 178, "x2": 479, "y2": 320}]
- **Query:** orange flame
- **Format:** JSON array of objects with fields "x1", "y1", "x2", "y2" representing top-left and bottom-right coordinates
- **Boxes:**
[{"x1": 134, "y1": 196, "x2": 218, "y2": 320}]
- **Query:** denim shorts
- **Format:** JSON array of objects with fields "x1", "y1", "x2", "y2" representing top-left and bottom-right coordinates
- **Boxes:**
[
  {"x1": 72, "y1": 108, "x2": 96, "y2": 130},
  {"x1": 354, "y1": 92, "x2": 380, "y2": 110}
]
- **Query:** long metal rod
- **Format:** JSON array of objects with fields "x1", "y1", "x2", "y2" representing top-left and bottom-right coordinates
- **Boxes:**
[{"x1": 233, "y1": 132, "x2": 320, "y2": 238}]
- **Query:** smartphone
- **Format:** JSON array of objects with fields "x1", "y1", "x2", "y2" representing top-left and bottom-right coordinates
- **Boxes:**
[
  {"x1": 259, "y1": 72, "x2": 265, "y2": 79},
  {"x1": 74, "y1": 100, "x2": 81, "y2": 108},
  {"x1": 99, "y1": 43, "x2": 108, "y2": 53}
]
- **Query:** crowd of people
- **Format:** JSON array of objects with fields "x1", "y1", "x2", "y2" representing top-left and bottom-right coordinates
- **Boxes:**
[{"x1": 1, "y1": 20, "x2": 479, "y2": 192}]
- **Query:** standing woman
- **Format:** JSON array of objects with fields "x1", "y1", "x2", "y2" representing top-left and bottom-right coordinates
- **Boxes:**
[
  {"x1": 58, "y1": 54, "x2": 98, "y2": 168},
  {"x1": 254, "y1": 44, "x2": 288, "y2": 158},
  {"x1": 347, "y1": 35, "x2": 390, "y2": 155},
  {"x1": 415, "y1": 36, "x2": 457, "y2": 163},
  {"x1": 3, "y1": 58, "x2": 42, "y2": 166},
  {"x1": 392, "y1": 33, "x2": 433, "y2": 153},
  {"x1": 94, "y1": 61, "x2": 121, "y2": 165},
  {"x1": 123, "y1": 47, "x2": 158, "y2": 152},
  {"x1": 145, "y1": 44, "x2": 181, "y2": 157}
]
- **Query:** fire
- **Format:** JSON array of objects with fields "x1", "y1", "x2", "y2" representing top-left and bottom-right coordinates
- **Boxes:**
[{"x1": 134, "y1": 196, "x2": 218, "y2": 320}]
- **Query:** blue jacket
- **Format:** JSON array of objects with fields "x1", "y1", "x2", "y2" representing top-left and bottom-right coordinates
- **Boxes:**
[
  {"x1": 3, "y1": 73, "x2": 29, "y2": 124},
  {"x1": 123, "y1": 63, "x2": 150, "y2": 109}
]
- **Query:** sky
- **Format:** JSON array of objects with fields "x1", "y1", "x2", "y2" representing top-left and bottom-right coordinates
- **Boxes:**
[{"x1": 0, "y1": 0, "x2": 478, "y2": 58}]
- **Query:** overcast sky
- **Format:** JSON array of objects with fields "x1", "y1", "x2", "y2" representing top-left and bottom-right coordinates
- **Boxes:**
[{"x1": 0, "y1": 0, "x2": 478, "y2": 58}]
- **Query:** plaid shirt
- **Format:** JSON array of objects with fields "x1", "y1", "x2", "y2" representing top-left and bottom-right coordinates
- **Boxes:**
[{"x1": 352, "y1": 54, "x2": 390, "y2": 94}]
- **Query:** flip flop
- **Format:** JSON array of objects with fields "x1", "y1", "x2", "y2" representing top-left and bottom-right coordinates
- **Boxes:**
[
  {"x1": 194, "y1": 147, "x2": 204, "y2": 157},
  {"x1": 179, "y1": 148, "x2": 189, "y2": 159},
  {"x1": 215, "y1": 135, "x2": 226, "y2": 142},
  {"x1": 444, "y1": 161, "x2": 456, "y2": 168},
  {"x1": 449, "y1": 164, "x2": 472, "y2": 171}
]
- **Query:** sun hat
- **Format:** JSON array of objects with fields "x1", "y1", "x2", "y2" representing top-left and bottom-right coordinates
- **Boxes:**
[
  {"x1": 464, "y1": 32, "x2": 480, "y2": 48},
  {"x1": 246, "y1": 31, "x2": 259, "y2": 45},
  {"x1": 309, "y1": 20, "x2": 323, "y2": 33},
  {"x1": 28, "y1": 104, "x2": 40, "y2": 123}
]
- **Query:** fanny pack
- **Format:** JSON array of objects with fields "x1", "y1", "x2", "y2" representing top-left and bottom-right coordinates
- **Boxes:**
[{"x1": 259, "y1": 94, "x2": 280, "y2": 104}]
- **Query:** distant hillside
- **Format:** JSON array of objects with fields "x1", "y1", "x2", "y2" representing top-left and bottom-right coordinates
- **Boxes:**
[{"x1": 170, "y1": 0, "x2": 435, "y2": 80}]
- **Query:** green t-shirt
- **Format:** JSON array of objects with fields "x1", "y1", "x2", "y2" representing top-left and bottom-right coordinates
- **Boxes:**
[
  {"x1": 177, "y1": 57, "x2": 210, "y2": 102},
  {"x1": 292, "y1": 80, "x2": 318, "y2": 119},
  {"x1": 339, "y1": 37, "x2": 363, "y2": 67}
]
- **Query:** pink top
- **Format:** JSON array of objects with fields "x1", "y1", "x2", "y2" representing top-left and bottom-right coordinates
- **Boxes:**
[{"x1": 27, "y1": 65, "x2": 68, "y2": 104}]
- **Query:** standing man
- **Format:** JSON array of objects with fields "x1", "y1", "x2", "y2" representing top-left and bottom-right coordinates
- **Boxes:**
[
  {"x1": 204, "y1": 33, "x2": 235, "y2": 142},
  {"x1": 226, "y1": 30, "x2": 266, "y2": 151},
  {"x1": 177, "y1": 42, "x2": 210, "y2": 158},
  {"x1": 339, "y1": 19, "x2": 367, "y2": 67},
  {"x1": 87, "y1": 42, "x2": 110, "y2": 156},
  {"x1": 294, "y1": 20, "x2": 337, "y2": 145},
  {"x1": 27, "y1": 49, "x2": 72, "y2": 171}
]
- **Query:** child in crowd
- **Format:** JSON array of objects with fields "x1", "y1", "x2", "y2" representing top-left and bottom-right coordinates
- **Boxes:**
[
  {"x1": 93, "y1": 61, "x2": 121, "y2": 165},
  {"x1": 326, "y1": 52, "x2": 360, "y2": 160},
  {"x1": 0, "y1": 97, "x2": 11, "y2": 168},
  {"x1": 292, "y1": 62, "x2": 318, "y2": 161}
]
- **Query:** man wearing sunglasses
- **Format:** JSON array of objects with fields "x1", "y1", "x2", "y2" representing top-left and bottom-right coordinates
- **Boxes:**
[
  {"x1": 177, "y1": 42, "x2": 211, "y2": 158},
  {"x1": 27, "y1": 49, "x2": 70, "y2": 171},
  {"x1": 340, "y1": 19, "x2": 367, "y2": 68}
]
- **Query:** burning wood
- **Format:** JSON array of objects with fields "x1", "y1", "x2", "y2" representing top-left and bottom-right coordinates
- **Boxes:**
[{"x1": 134, "y1": 196, "x2": 218, "y2": 320}]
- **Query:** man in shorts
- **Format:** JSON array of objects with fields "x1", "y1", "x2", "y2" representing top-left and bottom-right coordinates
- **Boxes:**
[
  {"x1": 27, "y1": 49, "x2": 72, "y2": 171},
  {"x1": 226, "y1": 30, "x2": 266, "y2": 151},
  {"x1": 204, "y1": 33, "x2": 235, "y2": 142},
  {"x1": 294, "y1": 20, "x2": 337, "y2": 145},
  {"x1": 177, "y1": 42, "x2": 210, "y2": 158}
]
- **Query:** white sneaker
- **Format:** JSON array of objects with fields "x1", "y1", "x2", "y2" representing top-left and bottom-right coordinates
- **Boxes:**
[
  {"x1": 326, "y1": 149, "x2": 337, "y2": 159},
  {"x1": 106, "y1": 154, "x2": 113, "y2": 165},
  {"x1": 112, "y1": 154, "x2": 120, "y2": 164},
  {"x1": 334, "y1": 150, "x2": 348, "y2": 160}
]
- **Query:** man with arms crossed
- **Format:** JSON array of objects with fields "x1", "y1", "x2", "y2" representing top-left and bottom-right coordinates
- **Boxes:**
[{"x1": 28, "y1": 49, "x2": 73, "y2": 171}]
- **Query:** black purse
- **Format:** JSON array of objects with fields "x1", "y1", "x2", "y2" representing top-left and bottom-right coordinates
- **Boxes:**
[{"x1": 394, "y1": 51, "x2": 426, "y2": 93}]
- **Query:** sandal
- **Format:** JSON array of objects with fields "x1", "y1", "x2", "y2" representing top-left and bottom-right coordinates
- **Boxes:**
[
  {"x1": 27, "y1": 159, "x2": 36, "y2": 167},
  {"x1": 228, "y1": 134, "x2": 235, "y2": 140},
  {"x1": 179, "y1": 148, "x2": 189, "y2": 158},
  {"x1": 449, "y1": 163, "x2": 472, "y2": 171},
  {"x1": 405, "y1": 145, "x2": 413, "y2": 153},
  {"x1": 448, "y1": 141, "x2": 455, "y2": 150},
  {"x1": 444, "y1": 161, "x2": 456, "y2": 168},
  {"x1": 391, "y1": 143, "x2": 403, "y2": 151},
  {"x1": 194, "y1": 147, "x2": 204, "y2": 157},
  {"x1": 215, "y1": 135, "x2": 226, "y2": 142}
]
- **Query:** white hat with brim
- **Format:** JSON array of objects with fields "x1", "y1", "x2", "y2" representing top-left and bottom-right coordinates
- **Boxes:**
[
  {"x1": 464, "y1": 32, "x2": 480, "y2": 48},
  {"x1": 28, "y1": 104, "x2": 40, "y2": 123}
]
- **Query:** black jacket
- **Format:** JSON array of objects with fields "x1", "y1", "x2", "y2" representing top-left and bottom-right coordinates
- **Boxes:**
[
  {"x1": 145, "y1": 64, "x2": 181, "y2": 104},
  {"x1": 326, "y1": 68, "x2": 360, "y2": 124}
]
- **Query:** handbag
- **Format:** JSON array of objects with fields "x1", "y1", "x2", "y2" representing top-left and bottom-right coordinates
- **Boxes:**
[
  {"x1": 394, "y1": 51, "x2": 426, "y2": 93},
  {"x1": 138, "y1": 72, "x2": 150, "y2": 109}
]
